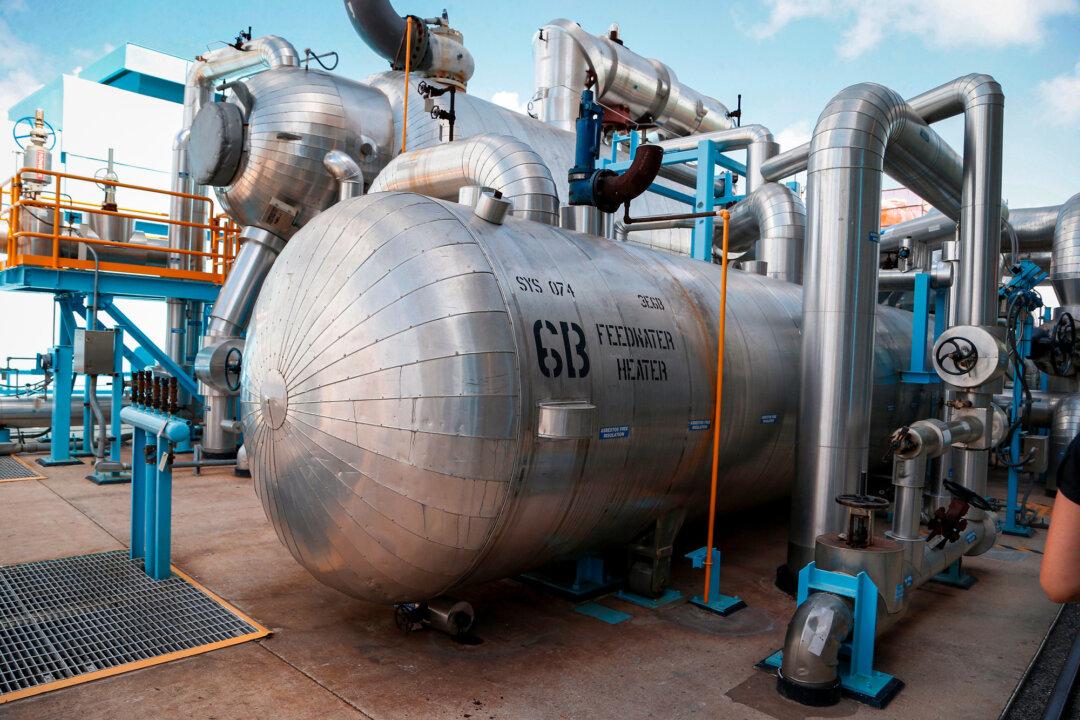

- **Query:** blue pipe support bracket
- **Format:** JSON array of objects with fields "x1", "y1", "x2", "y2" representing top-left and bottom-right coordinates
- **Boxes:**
[
  {"x1": 760, "y1": 562, "x2": 902, "y2": 708},
  {"x1": 101, "y1": 300, "x2": 201, "y2": 399},
  {"x1": 685, "y1": 546, "x2": 745, "y2": 615}
]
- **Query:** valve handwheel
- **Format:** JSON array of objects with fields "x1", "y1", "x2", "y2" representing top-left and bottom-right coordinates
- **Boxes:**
[
  {"x1": 836, "y1": 493, "x2": 890, "y2": 510},
  {"x1": 934, "y1": 336, "x2": 979, "y2": 376},
  {"x1": 942, "y1": 478, "x2": 992, "y2": 511},
  {"x1": 12, "y1": 115, "x2": 56, "y2": 150},
  {"x1": 224, "y1": 346, "x2": 243, "y2": 393},
  {"x1": 1051, "y1": 312, "x2": 1076, "y2": 376}
]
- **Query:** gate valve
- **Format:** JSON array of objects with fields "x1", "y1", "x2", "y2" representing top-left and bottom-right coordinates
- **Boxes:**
[
  {"x1": 926, "y1": 479, "x2": 992, "y2": 549},
  {"x1": 836, "y1": 494, "x2": 890, "y2": 549}
]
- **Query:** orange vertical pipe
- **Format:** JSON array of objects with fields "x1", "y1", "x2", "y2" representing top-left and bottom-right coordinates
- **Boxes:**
[
  {"x1": 400, "y1": 17, "x2": 413, "y2": 154},
  {"x1": 702, "y1": 209, "x2": 731, "y2": 605}
]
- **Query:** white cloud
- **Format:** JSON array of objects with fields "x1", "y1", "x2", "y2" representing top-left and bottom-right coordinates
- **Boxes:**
[
  {"x1": 775, "y1": 120, "x2": 812, "y2": 151},
  {"x1": 490, "y1": 90, "x2": 530, "y2": 115},
  {"x1": 1038, "y1": 61, "x2": 1080, "y2": 126},
  {"x1": 748, "y1": 0, "x2": 1078, "y2": 59},
  {"x1": 0, "y1": 20, "x2": 43, "y2": 116}
]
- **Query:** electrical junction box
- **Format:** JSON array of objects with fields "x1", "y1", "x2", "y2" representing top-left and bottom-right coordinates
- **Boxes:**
[
  {"x1": 1022, "y1": 435, "x2": 1049, "y2": 474},
  {"x1": 74, "y1": 329, "x2": 116, "y2": 375}
]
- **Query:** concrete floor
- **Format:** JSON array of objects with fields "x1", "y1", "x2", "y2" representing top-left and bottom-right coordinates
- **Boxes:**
[{"x1": 0, "y1": 450, "x2": 1060, "y2": 720}]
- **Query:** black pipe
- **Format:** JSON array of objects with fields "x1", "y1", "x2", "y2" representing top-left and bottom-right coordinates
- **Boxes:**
[
  {"x1": 342, "y1": 0, "x2": 431, "y2": 71},
  {"x1": 592, "y1": 144, "x2": 663, "y2": 213}
]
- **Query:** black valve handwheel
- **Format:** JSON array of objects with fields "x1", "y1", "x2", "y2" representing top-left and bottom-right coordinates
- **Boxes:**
[
  {"x1": 935, "y1": 337, "x2": 978, "y2": 376},
  {"x1": 942, "y1": 478, "x2": 992, "y2": 511},
  {"x1": 1052, "y1": 312, "x2": 1076, "y2": 376},
  {"x1": 224, "y1": 346, "x2": 243, "y2": 393},
  {"x1": 835, "y1": 494, "x2": 890, "y2": 510}
]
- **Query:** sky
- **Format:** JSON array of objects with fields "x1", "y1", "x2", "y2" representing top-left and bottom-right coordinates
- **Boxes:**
[{"x1": 1, "y1": 0, "x2": 1079, "y2": 362}]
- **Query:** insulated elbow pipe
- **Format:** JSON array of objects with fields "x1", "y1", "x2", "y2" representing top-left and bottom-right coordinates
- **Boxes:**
[
  {"x1": 323, "y1": 150, "x2": 365, "y2": 202},
  {"x1": 343, "y1": 0, "x2": 473, "y2": 83},
  {"x1": 777, "y1": 591, "x2": 853, "y2": 706},
  {"x1": 592, "y1": 144, "x2": 663, "y2": 213},
  {"x1": 725, "y1": 182, "x2": 806, "y2": 284},
  {"x1": 369, "y1": 134, "x2": 561, "y2": 224}
]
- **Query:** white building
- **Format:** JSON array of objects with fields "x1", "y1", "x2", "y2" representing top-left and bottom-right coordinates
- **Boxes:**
[{"x1": 3, "y1": 44, "x2": 190, "y2": 361}]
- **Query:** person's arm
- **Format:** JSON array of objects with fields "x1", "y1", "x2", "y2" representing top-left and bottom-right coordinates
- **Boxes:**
[{"x1": 1041, "y1": 491, "x2": 1080, "y2": 603}]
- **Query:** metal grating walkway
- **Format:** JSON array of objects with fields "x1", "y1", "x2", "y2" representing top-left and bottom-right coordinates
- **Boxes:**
[
  {"x1": 0, "y1": 550, "x2": 268, "y2": 703},
  {"x1": 0, "y1": 456, "x2": 42, "y2": 482}
]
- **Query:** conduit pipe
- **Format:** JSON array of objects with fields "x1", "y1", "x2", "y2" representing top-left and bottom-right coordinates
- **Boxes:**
[
  {"x1": 369, "y1": 134, "x2": 561, "y2": 224},
  {"x1": 789, "y1": 82, "x2": 973, "y2": 573},
  {"x1": 535, "y1": 19, "x2": 734, "y2": 136}
]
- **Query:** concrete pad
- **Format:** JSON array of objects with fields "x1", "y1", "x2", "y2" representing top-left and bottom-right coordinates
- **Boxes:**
[{"x1": 0, "y1": 454, "x2": 1061, "y2": 720}]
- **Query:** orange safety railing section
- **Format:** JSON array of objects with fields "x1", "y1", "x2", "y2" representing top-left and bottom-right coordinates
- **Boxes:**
[{"x1": 1, "y1": 167, "x2": 239, "y2": 284}]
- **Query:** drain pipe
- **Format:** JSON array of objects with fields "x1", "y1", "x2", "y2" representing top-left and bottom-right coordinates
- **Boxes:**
[
  {"x1": 788, "y1": 82, "x2": 972, "y2": 575},
  {"x1": 777, "y1": 592, "x2": 853, "y2": 706},
  {"x1": 369, "y1": 134, "x2": 561, "y2": 224}
]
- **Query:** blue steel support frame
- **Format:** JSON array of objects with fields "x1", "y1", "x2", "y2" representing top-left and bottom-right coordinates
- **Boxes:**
[
  {"x1": 762, "y1": 562, "x2": 900, "y2": 706},
  {"x1": 100, "y1": 299, "x2": 201, "y2": 399},
  {"x1": 685, "y1": 546, "x2": 745, "y2": 615},
  {"x1": 900, "y1": 272, "x2": 943, "y2": 384},
  {"x1": 693, "y1": 140, "x2": 718, "y2": 261},
  {"x1": 38, "y1": 296, "x2": 82, "y2": 466}
]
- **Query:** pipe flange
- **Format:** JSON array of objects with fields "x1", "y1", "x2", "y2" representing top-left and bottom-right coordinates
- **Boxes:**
[{"x1": 776, "y1": 669, "x2": 841, "y2": 707}]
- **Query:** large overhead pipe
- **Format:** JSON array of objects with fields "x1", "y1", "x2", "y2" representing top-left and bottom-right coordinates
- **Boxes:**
[
  {"x1": 788, "y1": 83, "x2": 972, "y2": 574},
  {"x1": 369, "y1": 134, "x2": 561, "y2": 224},
  {"x1": 881, "y1": 205, "x2": 1060, "y2": 254},
  {"x1": 534, "y1": 19, "x2": 734, "y2": 136},
  {"x1": 343, "y1": 0, "x2": 474, "y2": 86}
]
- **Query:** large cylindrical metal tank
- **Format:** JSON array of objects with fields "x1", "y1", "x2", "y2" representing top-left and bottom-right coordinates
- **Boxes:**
[{"x1": 240, "y1": 192, "x2": 926, "y2": 604}]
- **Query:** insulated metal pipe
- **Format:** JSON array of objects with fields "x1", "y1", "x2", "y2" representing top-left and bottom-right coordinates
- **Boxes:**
[
  {"x1": 726, "y1": 182, "x2": 805, "y2": 284},
  {"x1": 535, "y1": 19, "x2": 734, "y2": 136},
  {"x1": 761, "y1": 142, "x2": 809, "y2": 183},
  {"x1": 881, "y1": 205, "x2": 1059, "y2": 254},
  {"x1": 790, "y1": 82, "x2": 968, "y2": 573},
  {"x1": 907, "y1": 74, "x2": 1005, "y2": 329},
  {"x1": 1051, "y1": 193, "x2": 1080, "y2": 310},
  {"x1": 369, "y1": 134, "x2": 561, "y2": 224},
  {"x1": 777, "y1": 591, "x2": 853, "y2": 706},
  {"x1": 323, "y1": 150, "x2": 365, "y2": 202},
  {"x1": 0, "y1": 396, "x2": 115, "y2": 428},
  {"x1": 877, "y1": 265, "x2": 953, "y2": 291}
]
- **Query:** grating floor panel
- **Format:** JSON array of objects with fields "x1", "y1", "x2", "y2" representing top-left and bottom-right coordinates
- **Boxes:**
[
  {"x1": 0, "y1": 456, "x2": 43, "y2": 482},
  {"x1": 0, "y1": 550, "x2": 268, "y2": 703}
]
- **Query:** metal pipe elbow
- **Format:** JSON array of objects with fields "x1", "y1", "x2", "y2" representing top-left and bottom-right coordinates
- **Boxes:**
[
  {"x1": 777, "y1": 592, "x2": 853, "y2": 707},
  {"x1": 369, "y1": 134, "x2": 560, "y2": 224},
  {"x1": 323, "y1": 150, "x2": 365, "y2": 201},
  {"x1": 907, "y1": 73, "x2": 1004, "y2": 124},
  {"x1": 592, "y1": 144, "x2": 663, "y2": 213},
  {"x1": 1051, "y1": 193, "x2": 1080, "y2": 308}
]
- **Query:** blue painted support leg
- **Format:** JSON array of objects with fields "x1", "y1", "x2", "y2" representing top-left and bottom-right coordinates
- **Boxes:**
[
  {"x1": 39, "y1": 344, "x2": 81, "y2": 466},
  {"x1": 686, "y1": 547, "x2": 745, "y2": 615},
  {"x1": 932, "y1": 558, "x2": 978, "y2": 589},
  {"x1": 0, "y1": 428, "x2": 9, "y2": 442},
  {"x1": 130, "y1": 428, "x2": 146, "y2": 560},
  {"x1": 143, "y1": 440, "x2": 158, "y2": 576},
  {"x1": 690, "y1": 140, "x2": 718, "y2": 262},
  {"x1": 148, "y1": 442, "x2": 173, "y2": 580}
]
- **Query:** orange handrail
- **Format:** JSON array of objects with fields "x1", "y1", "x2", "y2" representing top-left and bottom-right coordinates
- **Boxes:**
[
  {"x1": 2, "y1": 167, "x2": 238, "y2": 284},
  {"x1": 702, "y1": 209, "x2": 731, "y2": 605}
]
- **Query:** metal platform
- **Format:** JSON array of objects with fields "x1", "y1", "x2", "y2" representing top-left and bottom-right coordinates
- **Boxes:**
[
  {"x1": 0, "y1": 550, "x2": 269, "y2": 704},
  {"x1": 0, "y1": 456, "x2": 44, "y2": 483}
]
